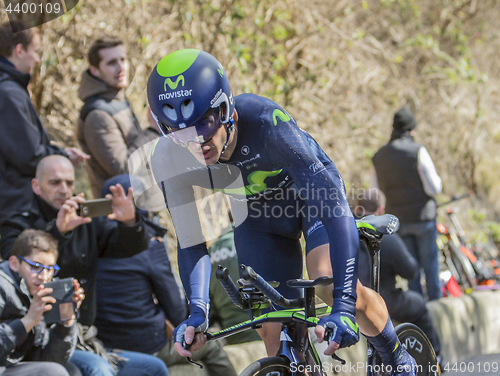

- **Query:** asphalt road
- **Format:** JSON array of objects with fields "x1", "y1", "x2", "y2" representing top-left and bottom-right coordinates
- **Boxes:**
[{"x1": 442, "y1": 354, "x2": 500, "y2": 376}]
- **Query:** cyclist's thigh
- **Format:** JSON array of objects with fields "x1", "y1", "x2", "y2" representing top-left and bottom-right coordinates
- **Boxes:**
[{"x1": 234, "y1": 223, "x2": 303, "y2": 302}]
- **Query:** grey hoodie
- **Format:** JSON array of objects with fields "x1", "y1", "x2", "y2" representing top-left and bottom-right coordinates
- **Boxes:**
[
  {"x1": 0, "y1": 261, "x2": 77, "y2": 372},
  {"x1": 76, "y1": 70, "x2": 159, "y2": 198}
]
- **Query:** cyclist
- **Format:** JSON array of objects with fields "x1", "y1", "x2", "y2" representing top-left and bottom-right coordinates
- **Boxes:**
[{"x1": 146, "y1": 49, "x2": 417, "y2": 375}]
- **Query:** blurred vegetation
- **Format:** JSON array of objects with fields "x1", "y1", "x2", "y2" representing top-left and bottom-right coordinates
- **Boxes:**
[{"x1": 1, "y1": 0, "x2": 500, "y2": 247}]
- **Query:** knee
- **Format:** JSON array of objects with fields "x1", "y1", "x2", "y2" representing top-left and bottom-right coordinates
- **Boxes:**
[{"x1": 39, "y1": 363, "x2": 71, "y2": 376}]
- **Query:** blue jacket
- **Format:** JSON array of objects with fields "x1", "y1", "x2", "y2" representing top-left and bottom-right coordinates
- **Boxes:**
[{"x1": 94, "y1": 222, "x2": 187, "y2": 354}]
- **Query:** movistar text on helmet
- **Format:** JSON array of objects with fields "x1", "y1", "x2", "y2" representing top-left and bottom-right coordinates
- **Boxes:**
[{"x1": 158, "y1": 89, "x2": 193, "y2": 101}]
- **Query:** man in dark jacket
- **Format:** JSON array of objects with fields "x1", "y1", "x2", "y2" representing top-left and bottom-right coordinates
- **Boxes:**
[
  {"x1": 355, "y1": 189, "x2": 441, "y2": 359},
  {"x1": 77, "y1": 37, "x2": 160, "y2": 198},
  {"x1": 0, "y1": 21, "x2": 89, "y2": 224},
  {"x1": 372, "y1": 106, "x2": 443, "y2": 300},
  {"x1": 0, "y1": 155, "x2": 149, "y2": 327},
  {"x1": 0, "y1": 229, "x2": 81, "y2": 376}
]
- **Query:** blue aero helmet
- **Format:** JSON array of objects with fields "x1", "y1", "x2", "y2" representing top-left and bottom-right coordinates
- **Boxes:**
[{"x1": 147, "y1": 49, "x2": 235, "y2": 146}]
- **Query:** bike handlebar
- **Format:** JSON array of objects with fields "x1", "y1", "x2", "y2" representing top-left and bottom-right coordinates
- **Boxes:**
[
  {"x1": 215, "y1": 266, "x2": 248, "y2": 309},
  {"x1": 437, "y1": 191, "x2": 471, "y2": 208},
  {"x1": 240, "y1": 265, "x2": 304, "y2": 309}
]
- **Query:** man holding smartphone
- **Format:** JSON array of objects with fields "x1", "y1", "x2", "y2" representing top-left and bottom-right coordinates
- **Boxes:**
[
  {"x1": 0, "y1": 229, "x2": 84, "y2": 376},
  {"x1": 0, "y1": 154, "x2": 149, "y2": 326},
  {"x1": 0, "y1": 155, "x2": 168, "y2": 376}
]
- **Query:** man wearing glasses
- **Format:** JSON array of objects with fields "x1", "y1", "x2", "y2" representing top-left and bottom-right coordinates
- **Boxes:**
[
  {"x1": 0, "y1": 229, "x2": 84, "y2": 376},
  {"x1": 0, "y1": 155, "x2": 169, "y2": 376}
]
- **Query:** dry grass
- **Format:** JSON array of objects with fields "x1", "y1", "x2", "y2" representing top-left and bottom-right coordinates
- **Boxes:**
[{"x1": 1, "y1": 0, "x2": 500, "y2": 242}]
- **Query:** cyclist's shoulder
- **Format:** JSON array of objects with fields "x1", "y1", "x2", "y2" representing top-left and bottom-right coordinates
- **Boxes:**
[{"x1": 235, "y1": 93, "x2": 294, "y2": 126}]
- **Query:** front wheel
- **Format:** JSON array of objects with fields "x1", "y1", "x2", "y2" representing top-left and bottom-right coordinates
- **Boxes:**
[
  {"x1": 396, "y1": 323, "x2": 441, "y2": 376},
  {"x1": 239, "y1": 357, "x2": 292, "y2": 376}
]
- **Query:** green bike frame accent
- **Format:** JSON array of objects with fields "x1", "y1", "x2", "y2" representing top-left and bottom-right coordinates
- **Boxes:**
[{"x1": 208, "y1": 305, "x2": 332, "y2": 339}]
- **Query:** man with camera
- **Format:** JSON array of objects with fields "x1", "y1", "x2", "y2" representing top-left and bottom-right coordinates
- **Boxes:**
[
  {"x1": 0, "y1": 155, "x2": 169, "y2": 375},
  {"x1": 0, "y1": 154, "x2": 149, "y2": 326},
  {"x1": 0, "y1": 229, "x2": 84, "y2": 376}
]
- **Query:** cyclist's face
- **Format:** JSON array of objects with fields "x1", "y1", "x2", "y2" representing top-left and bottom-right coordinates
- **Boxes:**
[
  {"x1": 9, "y1": 250, "x2": 57, "y2": 296},
  {"x1": 187, "y1": 124, "x2": 227, "y2": 165}
]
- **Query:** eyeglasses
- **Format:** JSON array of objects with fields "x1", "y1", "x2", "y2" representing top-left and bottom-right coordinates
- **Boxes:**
[{"x1": 18, "y1": 256, "x2": 60, "y2": 276}]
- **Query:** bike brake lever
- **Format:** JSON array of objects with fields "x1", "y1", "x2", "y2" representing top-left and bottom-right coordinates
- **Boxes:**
[
  {"x1": 183, "y1": 337, "x2": 204, "y2": 369},
  {"x1": 331, "y1": 353, "x2": 346, "y2": 365}
]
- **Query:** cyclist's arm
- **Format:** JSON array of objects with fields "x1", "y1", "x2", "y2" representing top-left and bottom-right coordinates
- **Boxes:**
[{"x1": 150, "y1": 140, "x2": 211, "y2": 335}]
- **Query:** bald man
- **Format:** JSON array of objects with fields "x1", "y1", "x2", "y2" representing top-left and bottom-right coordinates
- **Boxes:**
[{"x1": 0, "y1": 155, "x2": 149, "y2": 326}]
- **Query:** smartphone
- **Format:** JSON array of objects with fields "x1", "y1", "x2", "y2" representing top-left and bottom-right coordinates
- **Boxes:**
[
  {"x1": 79, "y1": 198, "x2": 113, "y2": 218},
  {"x1": 42, "y1": 278, "x2": 76, "y2": 325}
]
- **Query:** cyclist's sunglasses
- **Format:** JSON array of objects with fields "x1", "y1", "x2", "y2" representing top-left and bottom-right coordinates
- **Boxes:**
[
  {"x1": 18, "y1": 256, "x2": 60, "y2": 276},
  {"x1": 160, "y1": 107, "x2": 224, "y2": 147}
]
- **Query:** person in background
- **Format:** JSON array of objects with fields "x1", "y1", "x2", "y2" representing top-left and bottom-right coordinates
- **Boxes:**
[
  {"x1": 0, "y1": 21, "x2": 89, "y2": 224},
  {"x1": 94, "y1": 174, "x2": 238, "y2": 376},
  {"x1": 0, "y1": 229, "x2": 84, "y2": 376},
  {"x1": 208, "y1": 230, "x2": 262, "y2": 345},
  {"x1": 372, "y1": 106, "x2": 443, "y2": 300},
  {"x1": 77, "y1": 37, "x2": 160, "y2": 198},
  {"x1": 0, "y1": 155, "x2": 165, "y2": 376},
  {"x1": 354, "y1": 189, "x2": 442, "y2": 360}
]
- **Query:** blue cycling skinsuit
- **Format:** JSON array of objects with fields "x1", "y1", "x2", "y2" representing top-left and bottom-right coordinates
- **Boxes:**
[{"x1": 151, "y1": 93, "x2": 360, "y2": 344}]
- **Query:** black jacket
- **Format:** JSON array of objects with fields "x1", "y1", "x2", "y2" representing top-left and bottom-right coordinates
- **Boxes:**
[
  {"x1": 95, "y1": 234, "x2": 187, "y2": 354},
  {"x1": 372, "y1": 132, "x2": 437, "y2": 224},
  {"x1": 360, "y1": 233, "x2": 426, "y2": 321},
  {"x1": 0, "y1": 58, "x2": 67, "y2": 225},
  {"x1": 0, "y1": 195, "x2": 149, "y2": 325},
  {"x1": 0, "y1": 261, "x2": 77, "y2": 372}
]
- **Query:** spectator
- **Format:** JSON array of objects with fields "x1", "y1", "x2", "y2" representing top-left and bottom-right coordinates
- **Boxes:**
[
  {"x1": 208, "y1": 230, "x2": 262, "y2": 345},
  {"x1": 0, "y1": 229, "x2": 84, "y2": 376},
  {"x1": 0, "y1": 155, "x2": 148, "y2": 324},
  {"x1": 354, "y1": 189, "x2": 441, "y2": 359},
  {"x1": 94, "y1": 174, "x2": 238, "y2": 376},
  {"x1": 77, "y1": 37, "x2": 160, "y2": 198},
  {"x1": 372, "y1": 106, "x2": 443, "y2": 300},
  {"x1": 0, "y1": 21, "x2": 89, "y2": 224},
  {"x1": 0, "y1": 156, "x2": 167, "y2": 376}
]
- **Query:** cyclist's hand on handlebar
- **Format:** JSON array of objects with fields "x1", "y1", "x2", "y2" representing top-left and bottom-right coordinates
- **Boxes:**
[
  {"x1": 173, "y1": 327, "x2": 207, "y2": 357},
  {"x1": 315, "y1": 311, "x2": 360, "y2": 355},
  {"x1": 172, "y1": 307, "x2": 208, "y2": 357}
]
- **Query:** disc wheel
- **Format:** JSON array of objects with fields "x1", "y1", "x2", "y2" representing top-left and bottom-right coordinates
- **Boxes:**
[
  {"x1": 239, "y1": 357, "x2": 292, "y2": 376},
  {"x1": 396, "y1": 323, "x2": 441, "y2": 376}
]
